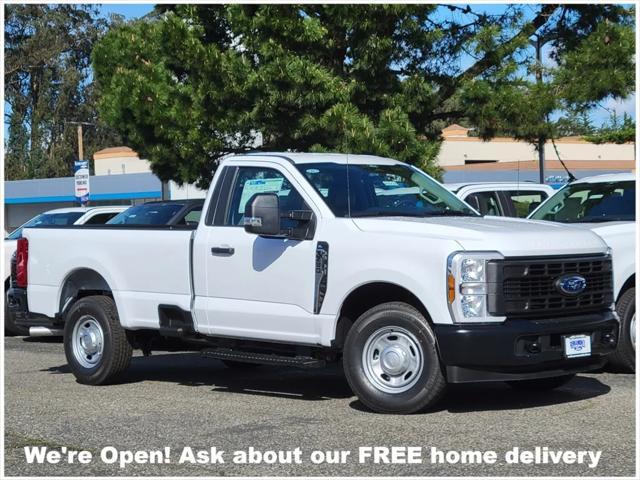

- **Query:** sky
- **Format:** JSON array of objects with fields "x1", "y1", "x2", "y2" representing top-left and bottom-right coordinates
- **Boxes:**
[{"x1": 4, "y1": 2, "x2": 636, "y2": 141}]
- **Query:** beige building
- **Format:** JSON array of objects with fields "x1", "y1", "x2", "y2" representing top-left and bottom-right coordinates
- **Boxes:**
[
  {"x1": 93, "y1": 146, "x2": 152, "y2": 175},
  {"x1": 91, "y1": 129, "x2": 636, "y2": 187},
  {"x1": 93, "y1": 146, "x2": 206, "y2": 199},
  {"x1": 438, "y1": 124, "x2": 635, "y2": 177}
]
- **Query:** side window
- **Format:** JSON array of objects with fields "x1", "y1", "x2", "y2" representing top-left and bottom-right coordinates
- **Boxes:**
[
  {"x1": 174, "y1": 206, "x2": 203, "y2": 226},
  {"x1": 465, "y1": 192, "x2": 503, "y2": 216},
  {"x1": 83, "y1": 212, "x2": 119, "y2": 225},
  {"x1": 507, "y1": 190, "x2": 548, "y2": 217},
  {"x1": 182, "y1": 207, "x2": 202, "y2": 226},
  {"x1": 225, "y1": 167, "x2": 308, "y2": 227}
]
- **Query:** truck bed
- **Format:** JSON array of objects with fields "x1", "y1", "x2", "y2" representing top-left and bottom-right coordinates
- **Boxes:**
[{"x1": 24, "y1": 225, "x2": 194, "y2": 330}]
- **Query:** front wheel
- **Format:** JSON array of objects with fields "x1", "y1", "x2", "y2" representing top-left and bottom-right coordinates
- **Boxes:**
[
  {"x1": 63, "y1": 296, "x2": 133, "y2": 385},
  {"x1": 343, "y1": 302, "x2": 446, "y2": 414},
  {"x1": 608, "y1": 287, "x2": 635, "y2": 373}
]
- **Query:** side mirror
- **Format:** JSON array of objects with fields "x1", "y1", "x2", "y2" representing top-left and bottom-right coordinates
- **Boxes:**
[{"x1": 243, "y1": 193, "x2": 281, "y2": 236}]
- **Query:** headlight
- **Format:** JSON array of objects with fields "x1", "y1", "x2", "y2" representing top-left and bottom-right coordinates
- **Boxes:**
[
  {"x1": 461, "y1": 258, "x2": 485, "y2": 282},
  {"x1": 447, "y1": 251, "x2": 505, "y2": 324}
]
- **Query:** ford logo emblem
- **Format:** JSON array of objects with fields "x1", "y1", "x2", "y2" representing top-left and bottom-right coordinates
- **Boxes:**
[{"x1": 556, "y1": 275, "x2": 587, "y2": 296}]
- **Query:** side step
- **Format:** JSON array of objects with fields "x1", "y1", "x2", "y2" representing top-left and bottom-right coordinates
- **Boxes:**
[{"x1": 202, "y1": 348, "x2": 326, "y2": 369}]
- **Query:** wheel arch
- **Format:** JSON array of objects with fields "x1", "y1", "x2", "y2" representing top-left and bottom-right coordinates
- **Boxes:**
[
  {"x1": 617, "y1": 274, "x2": 636, "y2": 302},
  {"x1": 58, "y1": 268, "x2": 113, "y2": 318},
  {"x1": 332, "y1": 281, "x2": 432, "y2": 349}
]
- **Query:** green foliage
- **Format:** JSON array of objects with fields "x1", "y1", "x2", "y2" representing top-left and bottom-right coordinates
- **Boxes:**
[
  {"x1": 457, "y1": 5, "x2": 635, "y2": 146},
  {"x1": 585, "y1": 113, "x2": 635, "y2": 144},
  {"x1": 91, "y1": 4, "x2": 635, "y2": 186},
  {"x1": 4, "y1": 4, "x2": 123, "y2": 180}
]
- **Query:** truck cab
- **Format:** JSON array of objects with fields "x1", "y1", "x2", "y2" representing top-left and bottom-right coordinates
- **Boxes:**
[{"x1": 9, "y1": 153, "x2": 620, "y2": 413}]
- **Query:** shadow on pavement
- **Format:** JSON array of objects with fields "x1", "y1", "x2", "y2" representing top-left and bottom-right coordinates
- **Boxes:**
[
  {"x1": 22, "y1": 336, "x2": 63, "y2": 344},
  {"x1": 350, "y1": 375, "x2": 611, "y2": 414},
  {"x1": 41, "y1": 351, "x2": 612, "y2": 411},
  {"x1": 42, "y1": 352, "x2": 353, "y2": 401}
]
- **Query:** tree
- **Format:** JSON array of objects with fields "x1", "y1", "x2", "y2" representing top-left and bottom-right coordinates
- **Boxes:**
[
  {"x1": 585, "y1": 112, "x2": 635, "y2": 144},
  {"x1": 92, "y1": 4, "x2": 635, "y2": 187},
  {"x1": 4, "y1": 4, "x2": 123, "y2": 180}
]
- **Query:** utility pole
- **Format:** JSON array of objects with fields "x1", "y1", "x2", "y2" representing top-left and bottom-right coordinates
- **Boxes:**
[
  {"x1": 533, "y1": 35, "x2": 545, "y2": 184},
  {"x1": 77, "y1": 124, "x2": 84, "y2": 162},
  {"x1": 66, "y1": 121, "x2": 94, "y2": 168}
]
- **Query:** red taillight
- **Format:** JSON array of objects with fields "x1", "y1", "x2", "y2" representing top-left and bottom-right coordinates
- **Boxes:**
[{"x1": 16, "y1": 237, "x2": 28, "y2": 288}]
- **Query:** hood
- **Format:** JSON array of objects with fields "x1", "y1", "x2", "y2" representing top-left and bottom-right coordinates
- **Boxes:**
[
  {"x1": 352, "y1": 215, "x2": 609, "y2": 257},
  {"x1": 568, "y1": 221, "x2": 635, "y2": 237}
]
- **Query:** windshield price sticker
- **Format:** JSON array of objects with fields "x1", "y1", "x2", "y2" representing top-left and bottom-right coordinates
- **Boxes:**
[{"x1": 238, "y1": 177, "x2": 284, "y2": 213}]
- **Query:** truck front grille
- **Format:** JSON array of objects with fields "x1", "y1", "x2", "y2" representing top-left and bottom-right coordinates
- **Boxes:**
[{"x1": 488, "y1": 255, "x2": 613, "y2": 318}]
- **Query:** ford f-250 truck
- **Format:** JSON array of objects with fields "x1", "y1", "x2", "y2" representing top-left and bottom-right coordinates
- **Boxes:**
[{"x1": 8, "y1": 153, "x2": 619, "y2": 413}]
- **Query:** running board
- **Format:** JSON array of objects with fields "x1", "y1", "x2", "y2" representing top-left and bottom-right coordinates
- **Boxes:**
[{"x1": 202, "y1": 348, "x2": 326, "y2": 369}]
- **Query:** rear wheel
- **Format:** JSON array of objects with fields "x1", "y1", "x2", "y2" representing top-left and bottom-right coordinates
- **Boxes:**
[
  {"x1": 507, "y1": 374, "x2": 575, "y2": 390},
  {"x1": 608, "y1": 287, "x2": 635, "y2": 373},
  {"x1": 64, "y1": 296, "x2": 132, "y2": 385},
  {"x1": 343, "y1": 302, "x2": 446, "y2": 414}
]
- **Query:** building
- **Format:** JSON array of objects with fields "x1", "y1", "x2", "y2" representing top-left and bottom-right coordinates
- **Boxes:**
[{"x1": 439, "y1": 124, "x2": 635, "y2": 183}]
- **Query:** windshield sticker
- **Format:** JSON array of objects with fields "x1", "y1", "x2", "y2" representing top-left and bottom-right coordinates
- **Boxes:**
[{"x1": 239, "y1": 177, "x2": 284, "y2": 213}]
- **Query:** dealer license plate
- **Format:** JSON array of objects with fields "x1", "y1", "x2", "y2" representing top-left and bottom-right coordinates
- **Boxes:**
[{"x1": 564, "y1": 334, "x2": 591, "y2": 358}]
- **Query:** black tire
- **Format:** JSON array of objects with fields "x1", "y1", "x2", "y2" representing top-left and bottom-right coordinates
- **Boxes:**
[
  {"x1": 608, "y1": 287, "x2": 635, "y2": 373},
  {"x1": 507, "y1": 374, "x2": 575, "y2": 391},
  {"x1": 343, "y1": 302, "x2": 446, "y2": 414},
  {"x1": 221, "y1": 360, "x2": 261, "y2": 369},
  {"x1": 63, "y1": 296, "x2": 133, "y2": 385}
]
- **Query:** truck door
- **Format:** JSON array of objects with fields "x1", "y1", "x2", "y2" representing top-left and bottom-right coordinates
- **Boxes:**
[{"x1": 193, "y1": 163, "x2": 322, "y2": 344}]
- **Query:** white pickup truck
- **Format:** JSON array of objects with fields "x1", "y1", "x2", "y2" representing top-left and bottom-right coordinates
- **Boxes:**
[
  {"x1": 8, "y1": 153, "x2": 620, "y2": 413},
  {"x1": 529, "y1": 173, "x2": 635, "y2": 372}
]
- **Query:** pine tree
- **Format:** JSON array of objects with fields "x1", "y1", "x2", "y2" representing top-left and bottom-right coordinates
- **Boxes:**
[{"x1": 91, "y1": 4, "x2": 635, "y2": 187}]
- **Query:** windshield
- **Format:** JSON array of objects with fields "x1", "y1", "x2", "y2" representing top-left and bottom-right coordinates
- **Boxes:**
[
  {"x1": 6, "y1": 211, "x2": 85, "y2": 240},
  {"x1": 529, "y1": 180, "x2": 636, "y2": 223},
  {"x1": 296, "y1": 163, "x2": 478, "y2": 218},
  {"x1": 107, "y1": 203, "x2": 184, "y2": 225}
]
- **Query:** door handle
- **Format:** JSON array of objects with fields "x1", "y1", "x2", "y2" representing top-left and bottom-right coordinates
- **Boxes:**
[{"x1": 211, "y1": 245, "x2": 235, "y2": 256}]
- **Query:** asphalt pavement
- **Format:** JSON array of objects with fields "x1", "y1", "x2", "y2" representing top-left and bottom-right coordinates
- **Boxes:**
[{"x1": 3, "y1": 335, "x2": 636, "y2": 477}]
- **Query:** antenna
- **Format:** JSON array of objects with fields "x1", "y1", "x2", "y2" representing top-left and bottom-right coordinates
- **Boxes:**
[{"x1": 551, "y1": 138, "x2": 577, "y2": 183}]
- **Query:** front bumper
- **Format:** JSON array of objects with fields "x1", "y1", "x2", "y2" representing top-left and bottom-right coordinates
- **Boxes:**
[
  {"x1": 434, "y1": 310, "x2": 619, "y2": 383},
  {"x1": 7, "y1": 287, "x2": 58, "y2": 329}
]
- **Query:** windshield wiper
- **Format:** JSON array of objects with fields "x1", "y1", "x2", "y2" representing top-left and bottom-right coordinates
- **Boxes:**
[
  {"x1": 567, "y1": 217, "x2": 633, "y2": 223},
  {"x1": 351, "y1": 210, "x2": 430, "y2": 218},
  {"x1": 423, "y1": 210, "x2": 477, "y2": 217}
]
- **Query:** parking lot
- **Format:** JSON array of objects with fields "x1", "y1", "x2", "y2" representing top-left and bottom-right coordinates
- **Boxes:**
[{"x1": 4, "y1": 335, "x2": 636, "y2": 477}]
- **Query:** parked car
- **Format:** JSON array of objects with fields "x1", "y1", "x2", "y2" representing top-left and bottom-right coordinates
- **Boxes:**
[
  {"x1": 446, "y1": 182, "x2": 555, "y2": 217},
  {"x1": 9, "y1": 153, "x2": 618, "y2": 413},
  {"x1": 529, "y1": 173, "x2": 636, "y2": 372},
  {"x1": 106, "y1": 199, "x2": 204, "y2": 227},
  {"x1": 4, "y1": 206, "x2": 127, "y2": 335}
]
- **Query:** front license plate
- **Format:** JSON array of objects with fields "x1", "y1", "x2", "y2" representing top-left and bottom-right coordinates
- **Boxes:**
[{"x1": 564, "y1": 334, "x2": 591, "y2": 358}]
